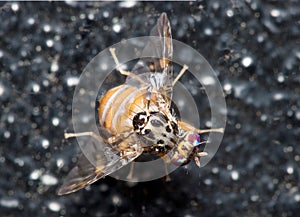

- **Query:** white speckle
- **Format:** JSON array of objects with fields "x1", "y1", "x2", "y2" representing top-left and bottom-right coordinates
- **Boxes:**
[
  {"x1": 88, "y1": 13, "x2": 95, "y2": 20},
  {"x1": 27, "y1": 17, "x2": 35, "y2": 25},
  {"x1": 112, "y1": 195, "x2": 121, "y2": 205},
  {"x1": 119, "y1": 1, "x2": 137, "y2": 8},
  {"x1": 177, "y1": 99, "x2": 184, "y2": 108},
  {"x1": 30, "y1": 169, "x2": 42, "y2": 180},
  {"x1": 205, "y1": 120, "x2": 212, "y2": 128},
  {"x1": 227, "y1": 164, "x2": 233, "y2": 170},
  {"x1": 4, "y1": 131, "x2": 10, "y2": 138},
  {"x1": 294, "y1": 194, "x2": 300, "y2": 202},
  {"x1": 51, "y1": 62, "x2": 59, "y2": 72},
  {"x1": 241, "y1": 56, "x2": 253, "y2": 67},
  {"x1": 295, "y1": 110, "x2": 300, "y2": 120},
  {"x1": 204, "y1": 28, "x2": 213, "y2": 36},
  {"x1": 212, "y1": 167, "x2": 219, "y2": 174},
  {"x1": 48, "y1": 201, "x2": 61, "y2": 212},
  {"x1": 204, "y1": 178, "x2": 212, "y2": 185},
  {"x1": 260, "y1": 114, "x2": 267, "y2": 121},
  {"x1": 273, "y1": 93, "x2": 284, "y2": 101},
  {"x1": 66, "y1": 76, "x2": 79, "y2": 87},
  {"x1": 0, "y1": 198, "x2": 19, "y2": 208},
  {"x1": 43, "y1": 24, "x2": 51, "y2": 33},
  {"x1": 250, "y1": 194, "x2": 259, "y2": 202},
  {"x1": 103, "y1": 11, "x2": 109, "y2": 18},
  {"x1": 201, "y1": 76, "x2": 215, "y2": 85},
  {"x1": 7, "y1": 115, "x2": 15, "y2": 123},
  {"x1": 41, "y1": 174, "x2": 58, "y2": 186},
  {"x1": 52, "y1": 117, "x2": 60, "y2": 126},
  {"x1": 11, "y1": 3, "x2": 19, "y2": 12},
  {"x1": 14, "y1": 158, "x2": 24, "y2": 167},
  {"x1": 0, "y1": 84, "x2": 5, "y2": 96},
  {"x1": 0, "y1": 50, "x2": 3, "y2": 58},
  {"x1": 277, "y1": 74, "x2": 285, "y2": 83},
  {"x1": 46, "y1": 39, "x2": 54, "y2": 47},
  {"x1": 42, "y1": 139, "x2": 50, "y2": 149},
  {"x1": 43, "y1": 79, "x2": 49, "y2": 87},
  {"x1": 113, "y1": 23, "x2": 122, "y2": 33},
  {"x1": 32, "y1": 83, "x2": 40, "y2": 93},
  {"x1": 226, "y1": 9, "x2": 234, "y2": 17},
  {"x1": 101, "y1": 63, "x2": 108, "y2": 70},
  {"x1": 287, "y1": 166, "x2": 294, "y2": 174},
  {"x1": 56, "y1": 158, "x2": 64, "y2": 168},
  {"x1": 270, "y1": 9, "x2": 281, "y2": 17},
  {"x1": 231, "y1": 170, "x2": 239, "y2": 180},
  {"x1": 223, "y1": 83, "x2": 232, "y2": 92}
]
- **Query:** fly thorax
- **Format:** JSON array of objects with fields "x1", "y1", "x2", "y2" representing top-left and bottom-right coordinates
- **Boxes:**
[{"x1": 133, "y1": 111, "x2": 178, "y2": 148}]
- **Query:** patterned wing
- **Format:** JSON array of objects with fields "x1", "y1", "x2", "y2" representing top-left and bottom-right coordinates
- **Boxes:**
[
  {"x1": 57, "y1": 136, "x2": 143, "y2": 195},
  {"x1": 130, "y1": 13, "x2": 173, "y2": 101}
]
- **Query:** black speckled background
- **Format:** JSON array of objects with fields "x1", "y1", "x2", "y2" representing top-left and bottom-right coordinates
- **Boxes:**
[{"x1": 1, "y1": 1, "x2": 299, "y2": 217}]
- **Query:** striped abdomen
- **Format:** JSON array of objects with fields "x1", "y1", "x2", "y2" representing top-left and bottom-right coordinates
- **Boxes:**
[{"x1": 98, "y1": 84, "x2": 160, "y2": 136}]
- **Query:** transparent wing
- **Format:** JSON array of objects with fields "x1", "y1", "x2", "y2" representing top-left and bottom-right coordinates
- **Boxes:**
[
  {"x1": 131, "y1": 13, "x2": 173, "y2": 101},
  {"x1": 57, "y1": 136, "x2": 143, "y2": 195}
]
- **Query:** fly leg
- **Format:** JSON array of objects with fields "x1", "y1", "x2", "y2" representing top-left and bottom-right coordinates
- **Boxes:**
[
  {"x1": 172, "y1": 64, "x2": 189, "y2": 86},
  {"x1": 178, "y1": 121, "x2": 224, "y2": 134},
  {"x1": 109, "y1": 48, "x2": 146, "y2": 84}
]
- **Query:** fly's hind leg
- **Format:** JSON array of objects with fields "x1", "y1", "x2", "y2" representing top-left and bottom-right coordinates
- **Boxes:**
[
  {"x1": 126, "y1": 162, "x2": 135, "y2": 180},
  {"x1": 161, "y1": 155, "x2": 171, "y2": 182},
  {"x1": 109, "y1": 48, "x2": 145, "y2": 84},
  {"x1": 64, "y1": 131, "x2": 104, "y2": 143}
]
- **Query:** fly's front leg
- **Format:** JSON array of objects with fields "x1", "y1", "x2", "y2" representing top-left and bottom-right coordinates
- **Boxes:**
[
  {"x1": 178, "y1": 121, "x2": 224, "y2": 134},
  {"x1": 109, "y1": 48, "x2": 145, "y2": 84}
]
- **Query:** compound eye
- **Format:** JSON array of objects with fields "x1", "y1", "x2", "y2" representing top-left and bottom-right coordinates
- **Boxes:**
[{"x1": 187, "y1": 132, "x2": 201, "y2": 147}]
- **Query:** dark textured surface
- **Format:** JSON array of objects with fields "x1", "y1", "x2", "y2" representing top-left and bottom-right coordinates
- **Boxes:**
[{"x1": 1, "y1": 1, "x2": 300, "y2": 217}]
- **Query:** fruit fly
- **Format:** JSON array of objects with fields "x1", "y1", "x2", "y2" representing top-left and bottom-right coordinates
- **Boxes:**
[{"x1": 58, "y1": 13, "x2": 223, "y2": 195}]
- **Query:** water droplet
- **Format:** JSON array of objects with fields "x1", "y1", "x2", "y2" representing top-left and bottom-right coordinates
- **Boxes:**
[
  {"x1": 41, "y1": 174, "x2": 58, "y2": 186},
  {"x1": 48, "y1": 201, "x2": 61, "y2": 212},
  {"x1": 270, "y1": 9, "x2": 281, "y2": 17},
  {"x1": 103, "y1": 11, "x2": 109, "y2": 18},
  {"x1": 226, "y1": 9, "x2": 234, "y2": 17},
  {"x1": 223, "y1": 83, "x2": 232, "y2": 93},
  {"x1": 52, "y1": 117, "x2": 60, "y2": 126},
  {"x1": 66, "y1": 76, "x2": 79, "y2": 87},
  {"x1": 204, "y1": 28, "x2": 213, "y2": 36},
  {"x1": 14, "y1": 158, "x2": 24, "y2": 167},
  {"x1": 88, "y1": 13, "x2": 95, "y2": 20},
  {"x1": 56, "y1": 158, "x2": 64, "y2": 168},
  {"x1": 113, "y1": 23, "x2": 122, "y2": 33},
  {"x1": 287, "y1": 166, "x2": 294, "y2": 174},
  {"x1": 32, "y1": 83, "x2": 40, "y2": 93},
  {"x1": 30, "y1": 169, "x2": 43, "y2": 180},
  {"x1": 46, "y1": 39, "x2": 54, "y2": 47},
  {"x1": 112, "y1": 195, "x2": 122, "y2": 206},
  {"x1": 277, "y1": 74, "x2": 285, "y2": 83},
  {"x1": 4, "y1": 131, "x2": 10, "y2": 138},
  {"x1": 294, "y1": 194, "x2": 300, "y2": 202},
  {"x1": 202, "y1": 76, "x2": 215, "y2": 85},
  {"x1": 27, "y1": 17, "x2": 35, "y2": 25},
  {"x1": 231, "y1": 170, "x2": 239, "y2": 180},
  {"x1": 43, "y1": 24, "x2": 51, "y2": 33},
  {"x1": 119, "y1": 1, "x2": 137, "y2": 8},
  {"x1": 42, "y1": 139, "x2": 50, "y2": 149},
  {"x1": 0, "y1": 84, "x2": 5, "y2": 96},
  {"x1": 241, "y1": 56, "x2": 253, "y2": 67},
  {"x1": 51, "y1": 62, "x2": 59, "y2": 72},
  {"x1": 0, "y1": 198, "x2": 19, "y2": 208},
  {"x1": 11, "y1": 3, "x2": 19, "y2": 12}
]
